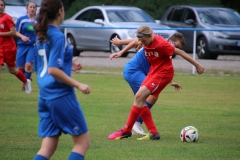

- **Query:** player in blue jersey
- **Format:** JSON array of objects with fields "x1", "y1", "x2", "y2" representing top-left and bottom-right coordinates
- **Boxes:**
[
  {"x1": 15, "y1": 1, "x2": 37, "y2": 91},
  {"x1": 33, "y1": 0, "x2": 90, "y2": 160},
  {"x1": 109, "y1": 35, "x2": 183, "y2": 136}
]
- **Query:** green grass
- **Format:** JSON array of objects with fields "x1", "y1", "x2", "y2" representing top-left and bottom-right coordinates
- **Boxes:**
[{"x1": 0, "y1": 68, "x2": 240, "y2": 160}]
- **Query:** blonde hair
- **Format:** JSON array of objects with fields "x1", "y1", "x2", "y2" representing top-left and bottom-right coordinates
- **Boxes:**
[{"x1": 136, "y1": 26, "x2": 153, "y2": 35}]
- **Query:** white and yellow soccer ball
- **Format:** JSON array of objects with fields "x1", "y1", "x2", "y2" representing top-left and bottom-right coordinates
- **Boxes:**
[{"x1": 180, "y1": 126, "x2": 199, "y2": 142}]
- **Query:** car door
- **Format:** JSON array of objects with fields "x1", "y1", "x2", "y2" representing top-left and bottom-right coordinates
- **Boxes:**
[
  {"x1": 73, "y1": 9, "x2": 106, "y2": 50},
  {"x1": 179, "y1": 8, "x2": 197, "y2": 52}
]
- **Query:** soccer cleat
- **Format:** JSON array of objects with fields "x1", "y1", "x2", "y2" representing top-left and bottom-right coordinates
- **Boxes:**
[
  {"x1": 137, "y1": 133, "x2": 160, "y2": 140},
  {"x1": 131, "y1": 130, "x2": 137, "y2": 136},
  {"x1": 25, "y1": 79, "x2": 32, "y2": 94},
  {"x1": 108, "y1": 129, "x2": 132, "y2": 140},
  {"x1": 132, "y1": 122, "x2": 146, "y2": 136},
  {"x1": 22, "y1": 84, "x2": 25, "y2": 91}
]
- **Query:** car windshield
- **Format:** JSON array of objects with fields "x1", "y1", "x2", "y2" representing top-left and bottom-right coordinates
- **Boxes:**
[
  {"x1": 197, "y1": 8, "x2": 240, "y2": 25},
  {"x1": 106, "y1": 9, "x2": 155, "y2": 23},
  {"x1": 5, "y1": 0, "x2": 41, "y2": 6}
]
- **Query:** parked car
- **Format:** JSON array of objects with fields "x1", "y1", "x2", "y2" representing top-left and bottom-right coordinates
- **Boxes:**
[
  {"x1": 161, "y1": 5, "x2": 240, "y2": 59},
  {"x1": 62, "y1": 5, "x2": 177, "y2": 57}
]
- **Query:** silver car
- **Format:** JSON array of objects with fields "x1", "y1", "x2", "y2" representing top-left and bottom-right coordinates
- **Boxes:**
[
  {"x1": 161, "y1": 5, "x2": 240, "y2": 59},
  {"x1": 62, "y1": 6, "x2": 177, "y2": 57}
]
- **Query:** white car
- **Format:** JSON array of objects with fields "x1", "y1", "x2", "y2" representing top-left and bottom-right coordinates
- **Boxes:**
[{"x1": 62, "y1": 6, "x2": 177, "y2": 57}]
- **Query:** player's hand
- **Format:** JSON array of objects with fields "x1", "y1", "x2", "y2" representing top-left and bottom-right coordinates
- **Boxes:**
[
  {"x1": 170, "y1": 82, "x2": 182, "y2": 91},
  {"x1": 110, "y1": 35, "x2": 120, "y2": 45},
  {"x1": 21, "y1": 35, "x2": 30, "y2": 42},
  {"x1": 109, "y1": 52, "x2": 122, "y2": 60},
  {"x1": 196, "y1": 64, "x2": 204, "y2": 75},
  {"x1": 71, "y1": 57, "x2": 82, "y2": 72},
  {"x1": 76, "y1": 83, "x2": 91, "y2": 94}
]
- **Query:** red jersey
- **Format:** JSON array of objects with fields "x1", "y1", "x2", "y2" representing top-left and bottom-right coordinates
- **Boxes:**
[
  {"x1": 143, "y1": 35, "x2": 175, "y2": 77},
  {"x1": 0, "y1": 13, "x2": 17, "y2": 52}
]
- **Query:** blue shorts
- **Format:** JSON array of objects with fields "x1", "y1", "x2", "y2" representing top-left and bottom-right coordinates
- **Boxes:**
[
  {"x1": 38, "y1": 92, "x2": 88, "y2": 138},
  {"x1": 123, "y1": 68, "x2": 146, "y2": 94},
  {"x1": 16, "y1": 45, "x2": 35, "y2": 67}
]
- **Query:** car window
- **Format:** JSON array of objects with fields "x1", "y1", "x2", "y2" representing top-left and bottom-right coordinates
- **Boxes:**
[
  {"x1": 89, "y1": 9, "x2": 104, "y2": 22},
  {"x1": 75, "y1": 10, "x2": 91, "y2": 21},
  {"x1": 167, "y1": 7, "x2": 185, "y2": 22},
  {"x1": 106, "y1": 9, "x2": 155, "y2": 23},
  {"x1": 183, "y1": 9, "x2": 196, "y2": 22},
  {"x1": 197, "y1": 8, "x2": 240, "y2": 25}
]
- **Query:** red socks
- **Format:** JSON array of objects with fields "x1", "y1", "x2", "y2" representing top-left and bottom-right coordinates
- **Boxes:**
[
  {"x1": 140, "y1": 106, "x2": 158, "y2": 134},
  {"x1": 123, "y1": 105, "x2": 142, "y2": 133},
  {"x1": 123, "y1": 105, "x2": 158, "y2": 134},
  {"x1": 15, "y1": 69, "x2": 27, "y2": 83}
]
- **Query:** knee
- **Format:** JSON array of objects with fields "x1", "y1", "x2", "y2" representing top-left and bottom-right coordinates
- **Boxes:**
[
  {"x1": 9, "y1": 68, "x2": 17, "y2": 74},
  {"x1": 25, "y1": 63, "x2": 32, "y2": 72}
]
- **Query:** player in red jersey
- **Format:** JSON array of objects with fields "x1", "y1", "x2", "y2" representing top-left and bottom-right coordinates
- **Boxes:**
[
  {"x1": 108, "y1": 26, "x2": 204, "y2": 140},
  {"x1": 0, "y1": 0, "x2": 31, "y2": 94}
]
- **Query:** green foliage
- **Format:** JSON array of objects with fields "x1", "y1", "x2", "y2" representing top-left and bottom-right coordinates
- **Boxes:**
[
  {"x1": 0, "y1": 69, "x2": 240, "y2": 159},
  {"x1": 65, "y1": 0, "x2": 222, "y2": 19}
]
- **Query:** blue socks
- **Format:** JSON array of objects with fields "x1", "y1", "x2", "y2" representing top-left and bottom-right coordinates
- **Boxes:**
[
  {"x1": 34, "y1": 154, "x2": 48, "y2": 160},
  {"x1": 136, "y1": 101, "x2": 153, "y2": 124},
  {"x1": 68, "y1": 152, "x2": 84, "y2": 160},
  {"x1": 24, "y1": 72, "x2": 31, "y2": 79}
]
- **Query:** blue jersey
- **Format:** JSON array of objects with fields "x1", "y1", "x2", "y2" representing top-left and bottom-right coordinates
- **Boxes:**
[
  {"x1": 34, "y1": 25, "x2": 73, "y2": 100},
  {"x1": 123, "y1": 48, "x2": 150, "y2": 75},
  {"x1": 15, "y1": 15, "x2": 37, "y2": 45}
]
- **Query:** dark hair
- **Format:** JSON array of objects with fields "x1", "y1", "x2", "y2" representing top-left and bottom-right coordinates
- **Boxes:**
[
  {"x1": 34, "y1": 0, "x2": 63, "y2": 43},
  {"x1": 0, "y1": 0, "x2": 5, "y2": 6},
  {"x1": 169, "y1": 32, "x2": 186, "y2": 46}
]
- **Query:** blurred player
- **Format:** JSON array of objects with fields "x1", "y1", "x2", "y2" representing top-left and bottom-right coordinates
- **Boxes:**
[
  {"x1": 15, "y1": 1, "x2": 37, "y2": 90},
  {"x1": 0, "y1": 0, "x2": 31, "y2": 94},
  {"x1": 33, "y1": 0, "x2": 90, "y2": 159}
]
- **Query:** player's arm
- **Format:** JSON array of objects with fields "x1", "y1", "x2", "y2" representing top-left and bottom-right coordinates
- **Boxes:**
[
  {"x1": 15, "y1": 32, "x2": 30, "y2": 42},
  {"x1": 110, "y1": 40, "x2": 137, "y2": 60},
  {"x1": 174, "y1": 48, "x2": 204, "y2": 74},
  {"x1": 170, "y1": 81, "x2": 182, "y2": 91},
  {"x1": 0, "y1": 27, "x2": 16, "y2": 36},
  {"x1": 48, "y1": 67, "x2": 90, "y2": 94},
  {"x1": 110, "y1": 35, "x2": 136, "y2": 45}
]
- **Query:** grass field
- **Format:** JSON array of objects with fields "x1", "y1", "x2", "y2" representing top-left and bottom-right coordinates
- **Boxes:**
[{"x1": 0, "y1": 68, "x2": 240, "y2": 160}]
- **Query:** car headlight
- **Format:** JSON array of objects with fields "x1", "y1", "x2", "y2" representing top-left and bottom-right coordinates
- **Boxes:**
[
  {"x1": 127, "y1": 30, "x2": 136, "y2": 38},
  {"x1": 212, "y1": 31, "x2": 229, "y2": 39}
]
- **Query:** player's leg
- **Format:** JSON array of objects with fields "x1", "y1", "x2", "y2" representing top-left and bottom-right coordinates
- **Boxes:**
[
  {"x1": 16, "y1": 45, "x2": 27, "y2": 90},
  {"x1": 5, "y1": 51, "x2": 31, "y2": 94},
  {"x1": 137, "y1": 76, "x2": 173, "y2": 140},
  {"x1": 24, "y1": 46, "x2": 34, "y2": 80},
  {"x1": 34, "y1": 98, "x2": 61, "y2": 160},
  {"x1": 48, "y1": 92, "x2": 90, "y2": 159},
  {"x1": 124, "y1": 70, "x2": 153, "y2": 135},
  {"x1": 69, "y1": 132, "x2": 90, "y2": 160},
  {"x1": 34, "y1": 136, "x2": 60, "y2": 160}
]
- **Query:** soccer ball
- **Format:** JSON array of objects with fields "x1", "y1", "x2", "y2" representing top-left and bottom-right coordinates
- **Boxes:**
[{"x1": 180, "y1": 126, "x2": 199, "y2": 142}]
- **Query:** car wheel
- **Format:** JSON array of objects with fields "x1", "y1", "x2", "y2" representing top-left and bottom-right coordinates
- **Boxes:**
[
  {"x1": 110, "y1": 36, "x2": 129, "y2": 57},
  {"x1": 196, "y1": 37, "x2": 211, "y2": 59},
  {"x1": 67, "y1": 34, "x2": 81, "y2": 57}
]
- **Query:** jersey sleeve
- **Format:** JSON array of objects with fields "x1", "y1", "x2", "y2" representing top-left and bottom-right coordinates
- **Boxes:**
[
  {"x1": 6, "y1": 15, "x2": 15, "y2": 29},
  {"x1": 48, "y1": 34, "x2": 65, "y2": 68}
]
